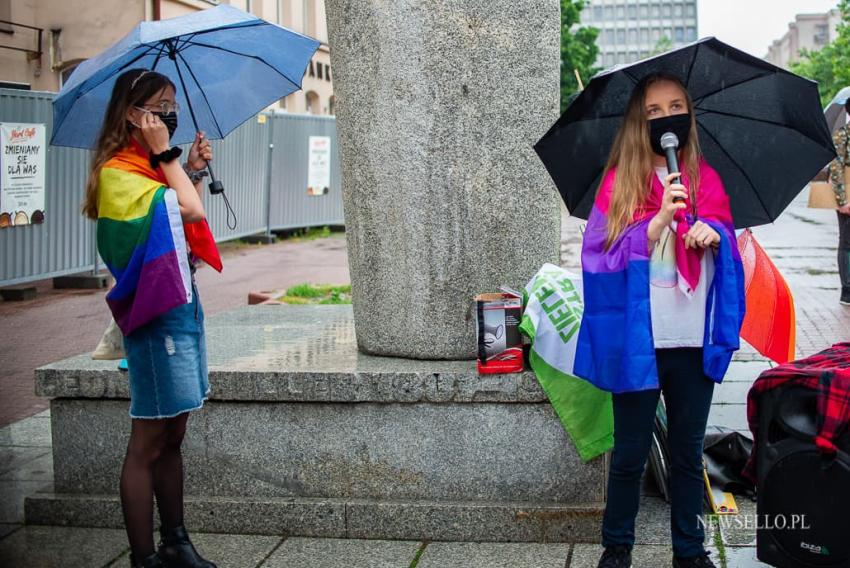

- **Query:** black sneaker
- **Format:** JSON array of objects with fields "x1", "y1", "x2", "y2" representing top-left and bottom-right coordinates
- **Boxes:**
[
  {"x1": 597, "y1": 544, "x2": 633, "y2": 568},
  {"x1": 672, "y1": 551, "x2": 716, "y2": 568},
  {"x1": 841, "y1": 289, "x2": 850, "y2": 306}
]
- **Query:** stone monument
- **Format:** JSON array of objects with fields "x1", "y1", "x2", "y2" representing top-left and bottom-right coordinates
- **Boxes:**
[{"x1": 326, "y1": 0, "x2": 562, "y2": 359}]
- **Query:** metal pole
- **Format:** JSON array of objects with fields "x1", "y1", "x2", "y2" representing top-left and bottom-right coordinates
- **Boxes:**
[{"x1": 264, "y1": 114, "x2": 275, "y2": 237}]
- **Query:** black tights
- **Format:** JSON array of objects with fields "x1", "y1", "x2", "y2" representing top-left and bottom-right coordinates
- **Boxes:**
[{"x1": 120, "y1": 413, "x2": 190, "y2": 559}]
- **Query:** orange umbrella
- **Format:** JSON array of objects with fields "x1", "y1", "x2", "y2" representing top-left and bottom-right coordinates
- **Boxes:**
[{"x1": 736, "y1": 229, "x2": 796, "y2": 363}]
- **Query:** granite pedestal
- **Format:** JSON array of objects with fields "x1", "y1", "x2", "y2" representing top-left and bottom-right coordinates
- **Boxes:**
[
  {"x1": 326, "y1": 0, "x2": 562, "y2": 359},
  {"x1": 29, "y1": 305, "x2": 605, "y2": 542}
]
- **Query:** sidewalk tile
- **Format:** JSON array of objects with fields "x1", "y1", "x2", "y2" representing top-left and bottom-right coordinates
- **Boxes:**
[
  {"x1": 188, "y1": 533, "x2": 283, "y2": 568},
  {"x1": 712, "y1": 381, "x2": 753, "y2": 405},
  {"x1": 417, "y1": 542, "x2": 569, "y2": 568},
  {"x1": 707, "y1": 404, "x2": 749, "y2": 432},
  {"x1": 262, "y1": 537, "x2": 420, "y2": 568},
  {"x1": 0, "y1": 525, "x2": 127, "y2": 567},
  {"x1": 570, "y1": 545, "x2": 723, "y2": 567},
  {"x1": 723, "y1": 362, "x2": 770, "y2": 383},
  {"x1": 0, "y1": 480, "x2": 52, "y2": 523},
  {"x1": 0, "y1": 453, "x2": 52, "y2": 482},
  {"x1": 719, "y1": 498, "x2": 758, "y2": 547},
  {"x1": 0, "y1": 416, "x2": 52, "y2": 448},
  {"x1": 723, "y1": 545, "x2": 772, "y2": 567}
]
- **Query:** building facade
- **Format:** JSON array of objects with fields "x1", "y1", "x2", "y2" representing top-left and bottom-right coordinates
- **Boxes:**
[
  {"x1": 765, "y1": 9, "x2": 840, "y2": 69},
  {"x1": 0, "y1": 0, "x2": 334, "y2": 115},
  {"x1": 579, "y1": 0, "x2": 698, "y2": 69}
]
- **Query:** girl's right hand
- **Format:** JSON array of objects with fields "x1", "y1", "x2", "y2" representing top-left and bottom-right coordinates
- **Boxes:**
[
  {"x1": 138, "y1": 110, "x2": 170, "y2": 154},
  {"x1": 648, "y1": 172, "x2": 687, "y2": 243},
  {"x1": 657, "y1": 172, "x2": 688, "y2": 225}
]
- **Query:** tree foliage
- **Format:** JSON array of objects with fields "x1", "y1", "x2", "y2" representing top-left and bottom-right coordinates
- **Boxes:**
[
  {"x1": 561, "y1": 0, "x2": 599, "y2": 112},
  {"x1": 790, "y1": 0, "x2": 849, "y2": 106}
]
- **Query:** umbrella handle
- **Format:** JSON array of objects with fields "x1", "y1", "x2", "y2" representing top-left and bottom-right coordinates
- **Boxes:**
[{"x1": 206, "y1": 161, "x2": 225, "y2": 195}]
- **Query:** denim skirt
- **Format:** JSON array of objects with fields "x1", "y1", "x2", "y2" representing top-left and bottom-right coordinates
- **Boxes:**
[{"x1": 123, "y1": 282, "x2": 210, "y2": 419}]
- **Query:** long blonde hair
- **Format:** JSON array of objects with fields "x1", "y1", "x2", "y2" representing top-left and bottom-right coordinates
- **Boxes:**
[
  {"x1": 82, "y1": 69, "x2": 175, "y2": 220},
  {"x1": 603, "y1": 73, "x2": 701, "y2": 248}
]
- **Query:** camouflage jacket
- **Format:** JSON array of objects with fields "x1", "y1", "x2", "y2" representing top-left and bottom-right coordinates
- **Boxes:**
[{"x1": 829, "y1": 125, "x2": 850, "y2": 206}]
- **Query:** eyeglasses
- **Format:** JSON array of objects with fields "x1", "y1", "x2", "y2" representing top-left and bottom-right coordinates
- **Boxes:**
[{"x1": 135, "y1": 101, "x2": 180, "y2": 115}]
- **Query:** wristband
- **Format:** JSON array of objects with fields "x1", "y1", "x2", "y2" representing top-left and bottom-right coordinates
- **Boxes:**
[{"x1": 149, "y1": 146, "x2": 183, "y2": 169}]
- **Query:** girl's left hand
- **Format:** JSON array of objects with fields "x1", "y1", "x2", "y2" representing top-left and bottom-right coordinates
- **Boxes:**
[
  {"x1": 187, "y1": 131, "x2": 212, "y2": 171},
  {"x1": 683, "y1": 220, "x2": 721, "y2": 249}
]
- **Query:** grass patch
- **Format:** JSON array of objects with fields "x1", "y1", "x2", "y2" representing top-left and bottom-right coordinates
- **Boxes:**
[
  {"x1": 806, "y1": 268, "x2": 839, "y2": 276},
  {"x1": 276, "y1": 283, "x2": 352, "y2": 305},
  {"x1": 281, "y1": 226, "x2": 334, "y2": 242},
  {"x1": 709, "y1": 514, "x2": 727, "y2": 568}
]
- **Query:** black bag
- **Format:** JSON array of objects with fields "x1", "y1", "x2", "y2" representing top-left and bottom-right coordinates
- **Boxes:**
[{"x1": 703, "y1": 425, "x2": 755, "y2": 497}]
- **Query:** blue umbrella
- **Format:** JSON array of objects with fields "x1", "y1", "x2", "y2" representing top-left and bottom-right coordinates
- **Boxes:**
[{"x1": 51, "y1": 4, "x2": 320, "y2": 196}]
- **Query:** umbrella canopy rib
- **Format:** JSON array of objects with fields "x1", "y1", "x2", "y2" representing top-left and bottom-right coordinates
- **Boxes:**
[
  {"x1": 696, "y1": 107, "x2": 833, "y2": 149},
  {"x1": 684, "y1": 42, "x2": 700, "y2": 86},
  {"x1": 691, "y1": 71, "x2": 777, "y2": 107},
  {"x1": 174, "y1": 50, "x2": 225, "y2": 139},
  {"x1": 184, "y1": 39, "x2": 302, "y2": 92},
  {"x1": 696, "y1": 123, "x2": 772, "y2": 222}
]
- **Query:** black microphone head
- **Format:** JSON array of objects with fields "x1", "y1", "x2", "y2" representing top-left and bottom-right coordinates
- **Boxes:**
[{"x1": 660, "y1": 132, "x2": 679, "y2": 150}]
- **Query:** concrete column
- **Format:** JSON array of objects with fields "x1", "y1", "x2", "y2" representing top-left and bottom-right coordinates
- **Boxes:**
[{"x1": 326, "y1": 0, "x2": 561, "y2": 359}]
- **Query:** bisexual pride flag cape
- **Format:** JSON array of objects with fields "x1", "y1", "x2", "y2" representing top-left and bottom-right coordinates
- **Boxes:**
[
  {"x1": 97, "y1": 140, "x2": 222, "y2": 336},
  {"x1": 574, "y1": 159, "x2": 746, "y2": 393}
]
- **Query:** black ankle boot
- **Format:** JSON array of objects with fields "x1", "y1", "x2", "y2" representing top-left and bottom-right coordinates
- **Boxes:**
[
  {"x1": 157, "y1": 525, "x2": 217, "y2": 568},
  {"x1": 130, "y1": 552, "x2": 164, "y2": 568}
]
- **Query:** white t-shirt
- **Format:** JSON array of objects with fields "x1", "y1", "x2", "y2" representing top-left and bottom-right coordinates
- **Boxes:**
[{"x1": 649, "y1": 167, "x2": 715, "y2": 349}]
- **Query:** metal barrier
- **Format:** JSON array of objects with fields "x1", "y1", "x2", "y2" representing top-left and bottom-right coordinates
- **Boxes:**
[{"x1": 0, "y1": 89, "x2": 344, "y2": 287}]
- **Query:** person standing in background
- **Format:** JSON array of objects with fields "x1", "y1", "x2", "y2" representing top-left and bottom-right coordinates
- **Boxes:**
[{"x1": 828, "y1": 99, "x2": 850, "y2": 306}]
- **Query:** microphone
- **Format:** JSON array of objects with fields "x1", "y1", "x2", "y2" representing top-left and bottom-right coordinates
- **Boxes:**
[{"x1": 660, "y1": 132, "x2": 684, "y2": 203}]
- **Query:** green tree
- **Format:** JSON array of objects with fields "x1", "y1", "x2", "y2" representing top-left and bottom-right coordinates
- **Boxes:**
[
  {"x1": 561, "y1": 0, "x2": 600, "y2": 112},
  {"x1": 790, "y1": 0, "x2": 849, "y2": 106},
  {"x1": 650, "y1": 35, "x2": 674, "y2": 56}
]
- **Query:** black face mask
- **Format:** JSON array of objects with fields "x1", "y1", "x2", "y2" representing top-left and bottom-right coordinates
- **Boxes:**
[
  {"x1": 154, "y1": 111, "x2": 179, "y2": 139},
  {"x1": 648, "y1": 113, "x2": 691, "y2": 156}
]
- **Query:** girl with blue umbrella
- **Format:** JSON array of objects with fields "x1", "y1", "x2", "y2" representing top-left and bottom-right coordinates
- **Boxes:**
[{"x1": 83, "y1": 68, "x2": 218, "y2": 568}]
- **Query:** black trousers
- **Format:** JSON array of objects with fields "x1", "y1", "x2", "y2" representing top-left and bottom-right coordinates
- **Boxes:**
[{"x1": 602, "y1": 348, "x2": 714, "y2": 558}]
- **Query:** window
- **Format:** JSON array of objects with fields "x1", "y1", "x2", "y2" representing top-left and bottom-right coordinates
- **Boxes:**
[
  {"x1": 674, "y1": 3, "x2": 682, "y2": 17},
  {"x1": 687, "y1": 26, "x2": 697, "y2": 41},
  {"x1": 0, "y1": 0, "x2": 12, "y2": 33},
  {"x1": 305, "y1": 91, "x2": 319, "y2": 115},
  {"x1": 593, "y1": 6, "x2": 603, "y2": 20},
  {"x1": 674, "y1": 27, "x2": 684, "y2": 42},
  {"x1": 639, "y1": 5, "x2": 648, "y2": 18},
  {"x1": 628, "y1": 5, "x2": 637, "y2": 18},
  {"x1": 628, "y1": 29, "x2": 637, "y2": 44},
  {"x1": 651, "y1": 4, "x2": 660, "y2": 17},
  {"x1": 640, "y1": 28, "x2": 650, "y2": 43},
  {"x1": 604, "y1": 28, "x2": 615, "y2": 43},
  {"x1": 686, "y1": 3, "x2": 696, "y2": 16},
  {"x1": 604, "y1": 5, "x2": 614, "y2": 19},
  {"x1": 59, "y1": 60, "x2": 84, "y2": 88},
  {"x1": 617, "y1": 28, "x2": 626, "y2": 43},
  {"x1": 663, "y1": 4, "x2": 672, "y2": 18},
  {"x1": 652, "y1": 27, "x2": 661, "y2": 41}
]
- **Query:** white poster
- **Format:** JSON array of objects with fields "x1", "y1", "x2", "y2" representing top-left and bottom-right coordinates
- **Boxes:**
[
  {"x1": 1, "y1": 123, "x2": 46, "y2": 228},
  {"x1": 307, "y1": 135, "x2": 331, "y2": 196}
]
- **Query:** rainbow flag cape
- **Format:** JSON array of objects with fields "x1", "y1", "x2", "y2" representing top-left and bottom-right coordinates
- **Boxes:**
[
  {"x1": 574, "y1": 159, "x2": 746, "y2": 393},
  {"x1": 97, "y1": 141, "x2": 221, "y2": 335}
]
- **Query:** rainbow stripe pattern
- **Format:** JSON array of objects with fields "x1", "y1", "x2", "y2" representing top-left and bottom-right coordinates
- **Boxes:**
[{"x1": 97, "y1": 154, "x2": 192, "y2": 336}]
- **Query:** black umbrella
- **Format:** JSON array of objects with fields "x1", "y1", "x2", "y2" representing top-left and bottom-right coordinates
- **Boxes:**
[{"x1": 535, "y1": 37, "x2": 836, "y2": 228}]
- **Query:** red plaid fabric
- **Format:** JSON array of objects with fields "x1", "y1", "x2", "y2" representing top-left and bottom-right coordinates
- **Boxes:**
[{"x1": 743, "y1": 342, "x2": 850, "y2": 482}]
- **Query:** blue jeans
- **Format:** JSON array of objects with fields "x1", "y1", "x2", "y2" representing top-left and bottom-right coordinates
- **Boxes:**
[{"x1": 601, "y1": 348, "x2": 714, "y2": 558}]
